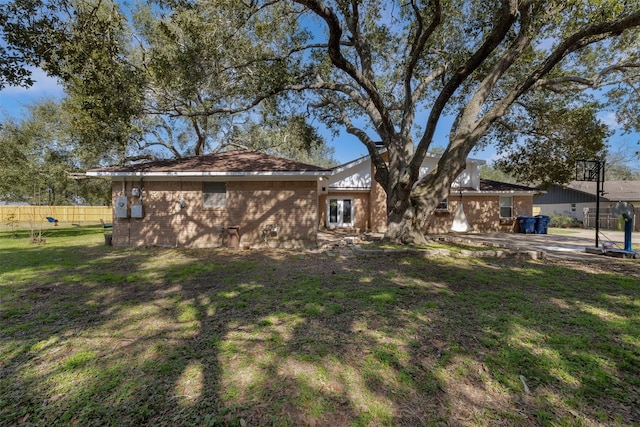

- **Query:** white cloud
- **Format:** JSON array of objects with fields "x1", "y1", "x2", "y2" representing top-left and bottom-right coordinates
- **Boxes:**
[
  {"x1": 0, "y1": 67, "x2": 65, "y2": 119},
  {"x1": 1, "y1": 67, "x2": 64, "y2": 97},
  {"x1": 598, "y1": 112, "x2": 623, "y2": 130}
]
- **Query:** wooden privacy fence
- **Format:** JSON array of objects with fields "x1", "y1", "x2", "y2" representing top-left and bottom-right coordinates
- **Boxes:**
[
  {"x1": 583, "y1": 207, "x2": 640, "y2": 232},
  {"x1": 0, "y1": 206, "x2": 113, "y2": 224}
]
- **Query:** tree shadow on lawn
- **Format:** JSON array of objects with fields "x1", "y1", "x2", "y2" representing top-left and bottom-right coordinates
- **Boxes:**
[{"x1": 1, "y1": 244, "x2": 638, "y2": 426}]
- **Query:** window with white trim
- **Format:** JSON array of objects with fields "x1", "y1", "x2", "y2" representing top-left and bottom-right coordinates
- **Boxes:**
[
  {"x1": 327, "y1": 198, "x2": 354, "y2": 227},
  {"x1": 203, "y1": 182, "x2": 226, "y2": 208},
  {"x1": 499, "y1": 196, "x2": 513, "y2": 218},
  {"x1": 436, "y1": 198, "x2": 449, "y2": 211}
]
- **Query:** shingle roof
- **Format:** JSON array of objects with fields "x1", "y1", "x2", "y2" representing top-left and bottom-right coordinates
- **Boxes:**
[
  {"x1": 451, "y1": 179, "x2": 537, "y2": 193},
  {"x1": 88, "y1": 150, "x2": 330, "y2": 175},
  {"x1": 478, "y1": 179, "x2": 538, "y2": 192},
  {"x1": 567, "y1": 180, "x2": 640, "y2": 201}
]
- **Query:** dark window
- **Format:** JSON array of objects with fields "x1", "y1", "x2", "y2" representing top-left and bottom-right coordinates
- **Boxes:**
[
  {"x1": 203, "y1": 182, "x2": 226, "y2": 208},
  {"x1": 327, "y1": 198, "x2": 354, "y2": 227},
  {"x1": 436, "y1": 198, "x2": 449, "y2": 211},
  {"x1": 329, "y1": 199, "x2": 338, "y2": 223},
  {"x1": 499, "y1": 196, "x2": 513, "y2": 218},
  {"x1": 343, "y1": 199, "x2": 352, "y2": 223}
]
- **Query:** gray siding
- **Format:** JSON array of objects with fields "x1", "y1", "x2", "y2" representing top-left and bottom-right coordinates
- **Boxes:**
[{"x1": 534, "y1": 185, "x2": 606, "y2": 204}]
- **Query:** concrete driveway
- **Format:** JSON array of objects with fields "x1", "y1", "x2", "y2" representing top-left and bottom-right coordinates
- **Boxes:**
[{"x1": 459, "y1": 228, "x2": 635, "y2": 260}]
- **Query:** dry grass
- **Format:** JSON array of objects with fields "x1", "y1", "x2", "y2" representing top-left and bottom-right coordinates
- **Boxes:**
[{"x1": 1, "y1": 226, "x2": 639, "y2": 426}]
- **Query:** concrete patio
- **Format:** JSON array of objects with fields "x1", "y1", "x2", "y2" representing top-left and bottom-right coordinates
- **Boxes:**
[{"x1": 319, "y1": 228, "x2": 639, "y2": 261}]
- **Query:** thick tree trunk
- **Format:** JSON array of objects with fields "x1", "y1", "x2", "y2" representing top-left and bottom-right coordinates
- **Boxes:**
[
  {"x1": 383, "y1": 142, "x2": 471, "y2": 245},
  {"x1": 386, "y1": 201, "x2": 433, "y2": 246}
]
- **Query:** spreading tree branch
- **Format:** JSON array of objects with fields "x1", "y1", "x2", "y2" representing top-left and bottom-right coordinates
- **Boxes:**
[
  {"x1": 411, "y1": 0, "x2": 520, "y2": 175},
  {"x1": 401, "y1": 0, "x2": 441, "y2": 139},
  {"x1": 479, "y1": 9, "x2": 640, "y2": 138}
]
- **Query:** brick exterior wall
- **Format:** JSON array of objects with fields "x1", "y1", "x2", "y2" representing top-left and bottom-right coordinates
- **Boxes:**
[
  {"x1": 111, "y1": 180, "x2": 318, "y2": 248},
  {"x1": 316, "y1": 192, "x2": 532, "y2": 235},
  {"x1": 319, "y1": 192, "x2": 370, "y2": 231},
  {"x1": 360, "y1": 159, "x2": 534, "y2": 234},
  {"x1": 369, "y1": 169, "x2": 388, "y2": 232},
  {"x1": 426, "y1": 195, "x2": 533, "y2": 233}
]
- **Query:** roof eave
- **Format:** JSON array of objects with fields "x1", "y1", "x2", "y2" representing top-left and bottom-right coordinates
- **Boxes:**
[
  {"x1": 462, "y1": 190, "x2": 539, "y2": 196},
  {"x1": 86, "y1": 170, "x2": 329, "y2": 178},
  {"x1": 330, "y1": 154, "x2": 372, "y2": 175}
]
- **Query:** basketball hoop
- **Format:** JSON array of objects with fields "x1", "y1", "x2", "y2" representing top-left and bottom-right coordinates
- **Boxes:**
[
  {"x1": 575, "y1": 159, "x2": 604, "y2": 182},
  {"x1": 576, "y1": 159, "x2": 605, "y2": 247}
]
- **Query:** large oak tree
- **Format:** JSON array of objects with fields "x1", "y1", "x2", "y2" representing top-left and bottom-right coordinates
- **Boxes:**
[
  {"x1": 0, "y1": 100, "x2": 111, "y2": 205},
  {"x1": 3, "y1": 0, "x2": 639, "y2": 244},
  {"x1": 273, "y1": 0, "x2": 640, "y2": 243}
]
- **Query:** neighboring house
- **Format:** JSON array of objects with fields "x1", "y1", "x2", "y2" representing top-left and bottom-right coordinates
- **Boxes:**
[
  {"x1": 322, "y1": 153, "x2": 537, "y2": 234},
  {"x1": 534, "y1": 180, "x2": 640, "y2": 221},
  {"x1": 87, "y1": 149, "x2": 538, "y2": 248}
]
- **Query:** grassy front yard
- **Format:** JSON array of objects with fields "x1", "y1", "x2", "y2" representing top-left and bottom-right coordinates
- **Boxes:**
[{"x1": 1, "y1": 226, "x2": 639, "y2": 426}]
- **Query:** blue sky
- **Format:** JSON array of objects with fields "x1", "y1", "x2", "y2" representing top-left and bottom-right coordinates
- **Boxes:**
[
  {"x1": 0, "y1": 68, "x2": 372, "y2": 163},
  {"x1": 0, "y1": 68, "x2": 464, "y2": 165},
  {"x1": 0, "y1": 68, "x2": 64, "y2": 118},
  {"x1": 1, "y1": 67, "x2": 638, "y2": 171}
]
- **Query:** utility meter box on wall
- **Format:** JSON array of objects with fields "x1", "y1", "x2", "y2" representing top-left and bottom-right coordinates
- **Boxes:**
[
  {"x1": 131, "y1": 204, "x2": 144, "y2": 218},
  {"x1": 114, "y1": 196, "x2": 128, "y2": 218}
]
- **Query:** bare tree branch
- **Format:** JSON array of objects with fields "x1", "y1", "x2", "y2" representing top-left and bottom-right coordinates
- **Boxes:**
[
  {"x1": 293, "y1": 0, "x2": 396, "y2": 141},
  {"x1": 538, "y1": 62, "x2": 640, "y2": 92}
]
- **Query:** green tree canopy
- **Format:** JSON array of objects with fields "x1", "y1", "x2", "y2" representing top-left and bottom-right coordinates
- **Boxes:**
[
  {"x1": 1, "y1": 0, "x2": 335, "y2": 167},
  {"x1": 2, "y1": 0, "x2": 639, "y2": 243},
  {"x1": 1, "y1": 0, "x2": 146, "y2": 164},
  {"x1": 0, "y1": 100, "x2": 111, "y2": 205},
  {"x1": 230, "y1": 114, "x2": 338, "y2": 168},
  {"x1": 129, "y1": 0, "x2": 306, "y2": 157},
  {"x1": 492, "y1": 100, "x2": 610, "y2": 186}
]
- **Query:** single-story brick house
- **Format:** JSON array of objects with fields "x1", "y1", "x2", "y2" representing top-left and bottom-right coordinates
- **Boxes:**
[
  {"x1": 87, "y1": 150, "x2": 331, "y2": 248},
  {"x1": 87, "y1": 149, "x2": 537, "y2": 248}
]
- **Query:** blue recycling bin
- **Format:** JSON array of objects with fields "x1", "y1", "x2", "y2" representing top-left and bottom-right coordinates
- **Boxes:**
[
  {"x1": 517, "y1": 216, "x2": 536, "y2": 234},
  {"x1": 535, "y1": 215, "x2": 550, "y2": 234}
]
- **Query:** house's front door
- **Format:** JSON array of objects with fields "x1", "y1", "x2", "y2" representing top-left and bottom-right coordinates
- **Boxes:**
[{"x1": 327, "y1": 198, "x2": 353, "y2": 227}]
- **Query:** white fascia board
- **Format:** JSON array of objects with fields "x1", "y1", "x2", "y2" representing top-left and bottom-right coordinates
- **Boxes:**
[
  {"x1": 328, "y1": 186, "x2": 371, "y2": 191},
  {"x1": 461, "y1": 190, "x2": 538, "y2": 196},
  {"x1": 465, "y1": 157, "x2": 486, "y2": 165},
  {"x1": 329, "y1": 155, "x2": 371, "y2": 175},
  {"x1": 328, "y1": 151, "x2": 486, "y2": 176},
  {"x1": 425, "y1": 152, "x2": 486, "y2": 166},
  {"x1": 86, "y1": 171, "x2": 327, "y2": 179}
]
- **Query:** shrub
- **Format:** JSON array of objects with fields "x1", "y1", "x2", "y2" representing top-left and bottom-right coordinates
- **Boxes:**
[{"x1": 548, "y1": 213, "x2": 578, "y2": 228}]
